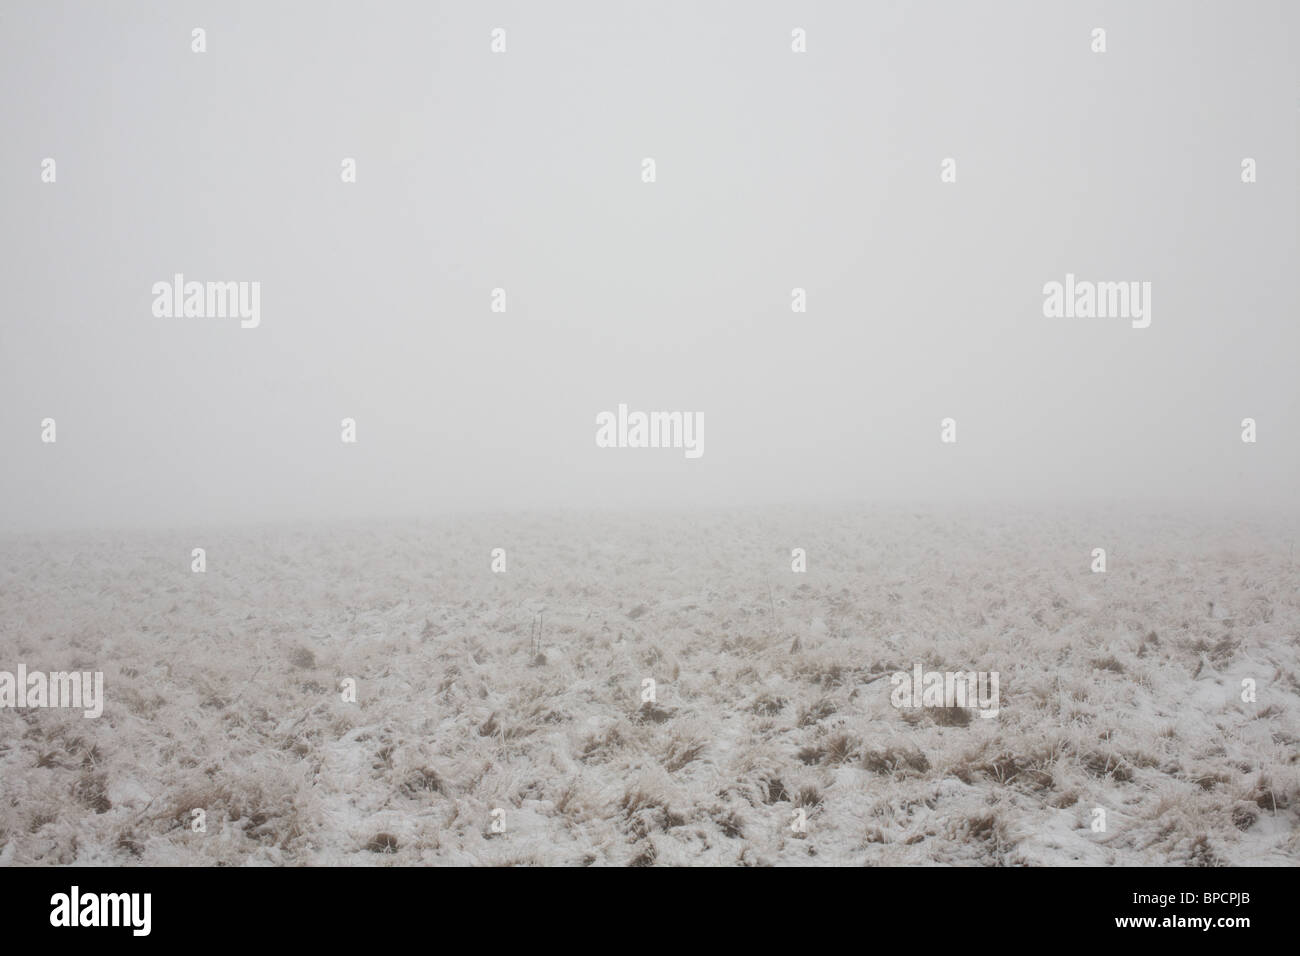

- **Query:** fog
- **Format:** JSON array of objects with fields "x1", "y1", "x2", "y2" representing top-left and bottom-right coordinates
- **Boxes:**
[{"x1": 1, "y1": 0, "x2": 1296, "y2": 531}]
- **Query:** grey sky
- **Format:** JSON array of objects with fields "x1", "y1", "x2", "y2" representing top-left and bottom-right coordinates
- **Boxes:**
[{"x1": 1, "y1": 0, "x2": 1296, "y2": 530}]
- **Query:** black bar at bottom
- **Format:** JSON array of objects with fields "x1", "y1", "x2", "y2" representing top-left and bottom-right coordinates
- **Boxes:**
[{"x1": 0, "y1": 866, "x2": 1271, "y2": 943}]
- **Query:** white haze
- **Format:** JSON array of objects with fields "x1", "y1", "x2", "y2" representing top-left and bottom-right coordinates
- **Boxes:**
[{"x1": 0, "y1": 0, "x2": 1296, "y2": 531}]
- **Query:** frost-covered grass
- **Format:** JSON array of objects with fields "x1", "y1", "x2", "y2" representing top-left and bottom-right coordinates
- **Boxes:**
[{"x1": 1, "y1": 506, "x2": 1297, "y2": 866}]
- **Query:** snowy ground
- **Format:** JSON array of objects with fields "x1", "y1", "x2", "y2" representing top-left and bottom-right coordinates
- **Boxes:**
[{"x1": 0, "y1": 505, "x2": 1296, "y2": 866}]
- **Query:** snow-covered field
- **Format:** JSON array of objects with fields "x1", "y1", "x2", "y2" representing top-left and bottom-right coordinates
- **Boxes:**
[{"x1": 1, "y1": 506, "x2": 1296, "y2": 866}]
